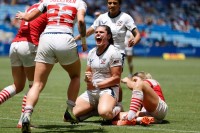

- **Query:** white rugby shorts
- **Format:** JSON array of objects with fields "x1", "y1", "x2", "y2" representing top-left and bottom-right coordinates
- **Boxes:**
[
  {"x1": 9, "y1": 41, "x2": 37, "y2": 67},
  {"x1": 79, "y1": 86, "x2": 119, "y2": 107},
  {"x1": 35, "y1": 33, "x2": 78, "y2": 65},
  {"x1": 125, "y1": 46, "x2": 133, "y2": 56},
  {"x1": 141, "y1": 97, "x2": 168, "y2": 121}
]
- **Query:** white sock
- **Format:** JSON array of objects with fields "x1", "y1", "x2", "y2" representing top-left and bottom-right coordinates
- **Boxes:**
[
  {"x1": 117, "y1": 102, "x2": 124, "y2": 111},
  {"x1": 112, "y1": 106, "x2": 121, "y2": 119},
  {"x1": 67, "y1": 100, "x2": 75, "y2": 111}
]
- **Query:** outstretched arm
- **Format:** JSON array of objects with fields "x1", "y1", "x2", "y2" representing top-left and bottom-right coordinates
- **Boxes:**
[
  {"x1": 74, "y1": 26, "x2": 95, "y2": 41},
  {"x1": 16, "y1": 9, "x2": 42, "y2": 22}
]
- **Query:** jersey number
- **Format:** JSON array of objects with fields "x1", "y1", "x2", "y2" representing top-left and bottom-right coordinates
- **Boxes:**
[{"x1": 47, "y1": 5, "x2": 77, "y2": 27}]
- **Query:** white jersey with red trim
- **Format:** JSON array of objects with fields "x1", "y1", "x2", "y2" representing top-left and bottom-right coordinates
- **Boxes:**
[
  {"x1": 91, "y1": 12, "x2": 136, "y2": 53},
  {"x1": 87, "y1": 45, "x2": 122, "y2": 84},
  {"x1": 38, "y1": 0, "x2": 87, "y2": 34}
]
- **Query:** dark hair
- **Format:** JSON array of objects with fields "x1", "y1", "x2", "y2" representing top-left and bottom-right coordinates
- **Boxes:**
[
  {"x1": 107, "y1": 0, "x2": 122, "y2": 5},
  {"x1": 99, "y1": 25, "x2": 114, "y2": 44},
  {"x1": 118, "y1": 0, "x2": 122, "y2": 5}
]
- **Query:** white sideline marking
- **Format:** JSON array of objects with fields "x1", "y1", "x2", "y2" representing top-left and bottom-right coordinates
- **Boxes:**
[{"x1": 0, "y1": 117, "x2": 200, "y2": 133}]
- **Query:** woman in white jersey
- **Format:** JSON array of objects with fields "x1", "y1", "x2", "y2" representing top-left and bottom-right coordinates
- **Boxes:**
[
  {"x1": 124, "y1": 30, "x2": 134, "y2": 78},
  {"x1": 69, "y1": 25, "x2": 123, "y2": 122},
  {"x1": 75, "y1": 0, "x2": 141, "y2": 106},
  {"x1": 16, "y1": 0, "x2": 87, "y2": 132}
]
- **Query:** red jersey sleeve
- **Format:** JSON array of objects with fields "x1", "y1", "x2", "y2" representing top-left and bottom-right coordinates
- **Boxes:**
[
  {"x1": 144, "y1": 79, "x2": 165, "y2": 101},
  {"x1": 12, "y1": 3, "x2": 47, "y2": 45}
]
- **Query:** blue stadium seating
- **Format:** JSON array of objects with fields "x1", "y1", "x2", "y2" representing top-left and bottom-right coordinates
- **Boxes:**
[{"x1": 0, "y1": 5, "x2": 200, "y2": 56}]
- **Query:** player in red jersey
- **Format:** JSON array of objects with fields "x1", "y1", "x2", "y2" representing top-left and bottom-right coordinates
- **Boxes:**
[
  {"x1": 16, "y1": 0, "x2": 87, "y2": 132},
  {"x1": 0, "y1": 1, "x2": 47, "y2": 128},
  {"x1": 112, "y1": 71, "x2": 168, "y2": 126}
]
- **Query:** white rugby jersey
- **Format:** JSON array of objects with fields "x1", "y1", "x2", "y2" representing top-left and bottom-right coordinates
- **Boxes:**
[
  {"x1": 87, "y1": 45, "x2": 122, "y2": 83},
  {"x1": 91, "y1": 12, "x2": 136, "y2": 53},
  {"x1": 38, "y1": 0, "x2": 87, "y2": 34}
]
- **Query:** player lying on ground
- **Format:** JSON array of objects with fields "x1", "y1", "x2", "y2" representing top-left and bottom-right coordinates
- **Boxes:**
[{"x1": 112, "y1": 71, "x2": 168, "y2": 126}]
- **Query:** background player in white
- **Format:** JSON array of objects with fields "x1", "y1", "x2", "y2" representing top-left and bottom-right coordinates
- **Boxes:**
[
  {"x1": 112, "y1": 71, "x2": 168, "y2": 126},
  {"x1": 124, "y1": 30, "x2": 134, "y2": 78},
  {"x1": 75, "y1": 0, "x2": 141, "y2": 105},
  {"x1": 71, "y1": 25, "x2": 123, "y2": 122},
  {"x1": 0, "y1": 1, "x2": 47, "y2": 128},
  {"x1": 16, "y1": 0, "x2": 87, "y2": 132}
]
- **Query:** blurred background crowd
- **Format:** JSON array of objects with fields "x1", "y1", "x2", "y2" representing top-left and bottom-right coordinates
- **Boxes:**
[
  {"x1": 87, "y1": 0, "x2": 200, "y2": 32},
  {"x1": 0, "y1": 0, "x2": 200, "y2": 56}
]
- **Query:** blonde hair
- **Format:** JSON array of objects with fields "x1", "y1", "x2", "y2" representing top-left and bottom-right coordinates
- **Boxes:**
[{"x1": 132, "y1": 71, "x2": 152, "y2": 80}]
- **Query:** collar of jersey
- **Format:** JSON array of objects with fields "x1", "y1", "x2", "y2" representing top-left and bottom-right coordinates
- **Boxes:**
[
  {"x1": 108, "y1": 11, "x2": 121, "y2": 18},
  {"x1": 96, "y1": 44, "x2": 111, "y2": 56}
]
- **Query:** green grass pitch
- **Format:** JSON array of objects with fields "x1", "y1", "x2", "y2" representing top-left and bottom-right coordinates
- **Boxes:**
[{"x1": 0, "y1": 57, "x2": 200, "y2": 133}]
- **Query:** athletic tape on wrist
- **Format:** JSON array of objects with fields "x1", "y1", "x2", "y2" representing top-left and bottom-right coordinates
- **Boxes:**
[{"x1": 81, "y1": 37, "x2": 86, "y2": 44}]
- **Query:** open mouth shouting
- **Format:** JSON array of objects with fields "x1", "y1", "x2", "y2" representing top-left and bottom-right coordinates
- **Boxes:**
[{"x1": 95, "y1": 36, "x2": 103, "y2": 44}]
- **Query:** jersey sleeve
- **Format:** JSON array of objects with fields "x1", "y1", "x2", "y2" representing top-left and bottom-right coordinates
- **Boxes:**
[
  {"x1": 91, "y1": 14, "x2": 102, "y2": 30},
  {"x1": 77, "y1": 0, "x2": 87, "y2": 11},
  {"x1": 38, "y1": 1, "x2": 46, "y2": 12},
  {"x1": 125, "y1": 14, "x2": 137, "y2": 31},
  {"x1": 87, "y1": 52, "x2": 91, "y2": 66},
  {"x1": 109, "y1": 47, "x2": 122, "y2": 67},
  {"x1": 145, "y1": 79, "x2": 159, "y2": 86},
  {"x1": 87, "y1": 49, "x2": 93, "y2": 66}
]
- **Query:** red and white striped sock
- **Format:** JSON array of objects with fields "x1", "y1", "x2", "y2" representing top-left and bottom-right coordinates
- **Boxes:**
[
  {"x1": 24, "y1": 105, "x2": 33, "y2": 113},
  {"x1": 127, "y1": 90, "x2": 143, "y2": 121},
  {"x1": 21, "y1": 81, "x2": 33, "y2": 113},
  {"x1": 18, "y1": 95, "x2": 27, "y2": 125},
  {"x1": 23, "y1": 105, "x2": 33, "y2": 120},
  {"x1": 21, "y1": 95, "x2": 27, "y2": 112},
  {"x1": 18, "y1": 81, "x2": 33, "y2": 124},
  {"x1": 0, "y1": 85, "x2": 16, "y2": 105}
]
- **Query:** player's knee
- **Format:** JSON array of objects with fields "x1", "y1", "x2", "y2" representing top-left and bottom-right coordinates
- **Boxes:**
[{"x1": 98, "y1": 108, "x2": 113, "y2": 120}]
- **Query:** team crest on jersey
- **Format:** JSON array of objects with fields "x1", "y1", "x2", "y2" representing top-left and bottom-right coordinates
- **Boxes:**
[
  {"x1": 100, "y1": 58, "x2": 106, "y2": 64},
  {"x1": 116, "y1": 20, "x2": 123, "y2": 26}
]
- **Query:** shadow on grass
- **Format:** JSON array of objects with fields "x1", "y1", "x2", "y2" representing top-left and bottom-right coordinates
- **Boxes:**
[
  {"x1": 84, "y1": 119, "x2": 170, "y2": 125},
  {"x1": 0, "y1": 119, "x2": 170, "y2": 132},
  {"x1": 161, "y1": 120, "x2": 170, "y2": 124},
  {"x1": 36, "y1": 124, "x2": 106, "y2": 133}
]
